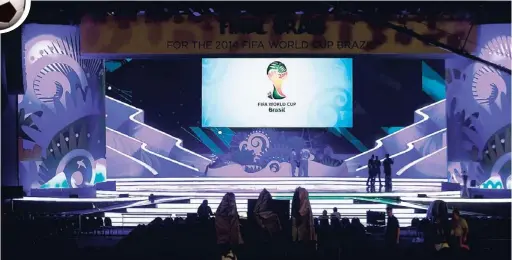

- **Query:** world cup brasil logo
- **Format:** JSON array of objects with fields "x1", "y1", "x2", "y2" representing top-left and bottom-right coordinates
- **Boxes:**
[{"x1": 267, "y1": 61, "x2": 288, "y2": 100}]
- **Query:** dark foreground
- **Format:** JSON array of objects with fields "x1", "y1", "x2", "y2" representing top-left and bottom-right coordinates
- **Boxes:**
[{"x1": 3, "y1": 213, "x2": 510, "y2": 260}]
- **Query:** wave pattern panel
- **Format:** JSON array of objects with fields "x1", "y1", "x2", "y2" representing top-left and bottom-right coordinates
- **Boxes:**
[
  {"x1": 345, "y1": 100, "x2": 446, "y2": 172},
  {"x1": 380, "y1": 100, "x2": 446, "y2": 158},
  {"x1": 356, "y1": 129, "x2": 447, "y2": 178},
  {"x1": 397, "y1": 147, "x2": 448, "y2": 179},
  {"x1": 106, "y1": 97, "x2": 210, "y2": 173},
  {"x1": 106, "y1": 146, "x2": 156, "y2": 178},
  {"x1": 105, "y1": 97, "x2": 176, "y2": 156},
  {"x1": 106, "y1": 128, "x2": 202, "y2": 177}
]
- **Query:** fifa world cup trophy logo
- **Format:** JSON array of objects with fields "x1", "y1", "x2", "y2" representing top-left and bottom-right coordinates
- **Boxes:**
[{"x1": 267, "y1": 61, "x2": 288, "y2": 100}]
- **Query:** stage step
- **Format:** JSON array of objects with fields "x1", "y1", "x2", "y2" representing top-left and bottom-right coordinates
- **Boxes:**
[
  {"x1": 96, "y1": 190, "x2": 457, "y2": 198},
  {"x1": 110, "y1": 178, "x2": 444, "y2": 194},
  {"x1": 102, "y1": 197, "x2": 427, "y2": 227}
]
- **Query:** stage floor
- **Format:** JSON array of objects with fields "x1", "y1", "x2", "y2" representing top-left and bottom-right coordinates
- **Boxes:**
[
  {"x1": 102, "y1": 177, "x2": 447, "y2": 197},
  {"x1": 16, "y1": 177, "x2": 511, "y2": 227}
]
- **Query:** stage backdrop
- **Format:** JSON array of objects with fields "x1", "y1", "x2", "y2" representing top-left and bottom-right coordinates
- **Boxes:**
[
  {"x1": 18, "y1": 24, "x2": 106, "y2": 192},
  {"x1": 105, "y1": 57, "x2": 445, "y2": 178},
  {"x1": 446, "y1": 24, "x2": 511, "y2": 189}
]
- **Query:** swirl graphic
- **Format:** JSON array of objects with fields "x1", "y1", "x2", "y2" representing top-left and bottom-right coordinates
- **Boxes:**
[
  {"x1": 472, "y1": 36, "x2": 511, "y2": 113},
  {"x1": 20, "y1": 26, "x2": 106, "y2": 188},
  {"x1": 479, "y1": 36, "x2": 511, "y2": 70},
  {"x1": 239, "y1": 131, "x2": 270, "y2": 162},
  {"x1": 267, "y1": 160, "x2": 281, "y2": 173},
  {"x1": 472, "y1": 67, "x2": 506, "y2": 110}
]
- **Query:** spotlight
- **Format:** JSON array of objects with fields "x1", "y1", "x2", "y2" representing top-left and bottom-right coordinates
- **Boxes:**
[
  {"x1": 295, "y1": 11, "x2": 304, "y2": 15},
  {"x1": 209, "y1": 8, "x2": 215, "y2": 13},
  {"x1": 188, "y1": 8, "x2": 201, "y2": 17},
  {"x1": 328, "y1": 7, "x2": 334, "y2": 13}
]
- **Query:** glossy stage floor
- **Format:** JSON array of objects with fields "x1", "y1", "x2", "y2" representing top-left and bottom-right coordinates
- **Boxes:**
[
  {"x1": 99, "y1": 177, "x2": 448, "y2": 196},
  {"x1": 17, "y1": 177, "x2": 511, "y2": 227}
]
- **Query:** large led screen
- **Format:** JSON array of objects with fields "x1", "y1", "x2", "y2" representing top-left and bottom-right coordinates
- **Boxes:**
[{"x1": 202, "y1": 58, "x2": 353, "y2": 128}]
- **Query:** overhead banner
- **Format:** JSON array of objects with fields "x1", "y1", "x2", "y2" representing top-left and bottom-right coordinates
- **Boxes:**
[{"x1": 80, "y1": 15, "x2": 477, "y2": 55}]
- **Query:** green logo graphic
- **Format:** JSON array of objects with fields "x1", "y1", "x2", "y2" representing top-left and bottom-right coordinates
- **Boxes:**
[{"x1": 267, "y1": 61, "x2": 288, "y2": 100}]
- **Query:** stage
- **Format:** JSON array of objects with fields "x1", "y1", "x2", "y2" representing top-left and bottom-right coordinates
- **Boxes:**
[
  {"x1": 14, "y1": 177, "x2": 511, "y2": 227},
  {"x1": 103, "y1": 177, "x2": 447, "y2": 195}
]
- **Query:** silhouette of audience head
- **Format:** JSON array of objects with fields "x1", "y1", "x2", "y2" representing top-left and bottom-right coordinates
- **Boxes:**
[
  {"x1": 333, "y1": 207, "x2": 338, "y2": 213},
  {"x1": 202, "y1": 200, "x2": 208, "y2": 206},
  {"x1": 452, "y1": 208, "x2": 461, "y2": 220},
  {"x1": 375, "y1": 156, "x2": 379, "y2": 160},
  {"x1": 385, "y1": 154, "x2": 390, "y2": 158},
  {"x1": 371, "y1": 154, "x2": 375, "y2": 159},
  {"x1": 322, "y1": 210, "x2": 327, "y2": 216},
  {"x1": 217, "y1": 193, "x2": 237, "y2": 217},
  {"x1": 386, "y1": 206, "x2": 393, "y2": 216}
]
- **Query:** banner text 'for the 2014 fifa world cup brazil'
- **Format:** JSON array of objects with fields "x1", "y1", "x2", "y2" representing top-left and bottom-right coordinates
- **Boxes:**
[{"x1": 166, "y1": 40, "x2": 367, "y2": 50}]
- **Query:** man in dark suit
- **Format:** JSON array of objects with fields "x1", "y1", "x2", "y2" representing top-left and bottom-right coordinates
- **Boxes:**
[
  {"x1": 374, "y1": 156, "x2": 382, "y2": 188},
  {"x1": 383, "y1": 154, "x2": 394, "y2": 192},
  {"x1": 289, "y1": 149, "x2": 298, "y2": 177},
  {"x1": 366, "y1": 155, "x2": 375, "y2": 188}
]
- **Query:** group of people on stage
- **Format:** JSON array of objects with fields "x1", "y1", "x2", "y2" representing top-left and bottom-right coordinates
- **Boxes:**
[
  {"x1": 366, "y1": 154, "x2": 394, "y2": 192},
  {"x1": 289, "y1": 148, "x2": 310, "y2": 177}
]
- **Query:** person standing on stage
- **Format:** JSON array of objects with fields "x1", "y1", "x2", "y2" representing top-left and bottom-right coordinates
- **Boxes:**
[
  {"x1": 366, "y1": 155, "x2": 375, "y2": 187},
  {"x1": 289, "y1": 149, "x2": 298, "y2": 177},
  {"x1": 374, "y1": 156, "x2": 382, "y2": 188},
  {"x1": 299, "y1": 149, "x2": 310, "y2": 177},
  {"x1": 383, "y1": 154, "x2": 394, "y2": 192}
]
